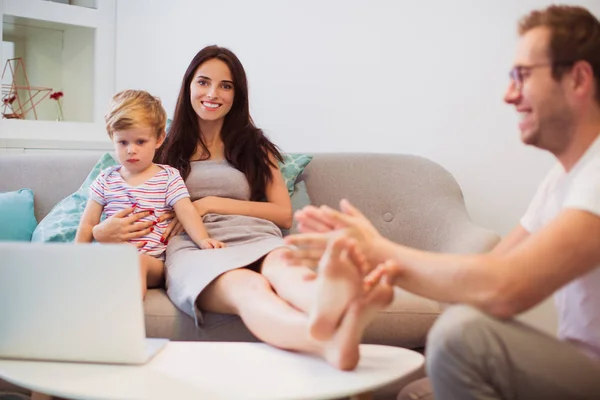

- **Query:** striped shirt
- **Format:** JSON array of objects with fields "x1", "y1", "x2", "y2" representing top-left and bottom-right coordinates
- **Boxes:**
[{"x1": 89, "y1": 164, "x2": 190, "y2": 257}]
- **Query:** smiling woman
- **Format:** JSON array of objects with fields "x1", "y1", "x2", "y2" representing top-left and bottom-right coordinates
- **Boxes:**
[
  {"x1": 133, "y1": 45, "x2": 391, "y2": 370},
  {"x1": 90, "y1": 45, "x2": 390, "y2": 371},
  {"x1": 190, "y1": 58, "x2": 235, "y2": 122}
]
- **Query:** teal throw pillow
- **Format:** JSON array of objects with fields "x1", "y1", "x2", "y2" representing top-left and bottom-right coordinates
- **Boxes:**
[
  {"x1": 31, "y1": 153, "x2": 118, "y2": 243},
  {"x1": 0, "y1": 189, "x2": 38, "y2": 241},
  {"x1": 280, "y1": 153, "x2": 313, "y2": 196}
]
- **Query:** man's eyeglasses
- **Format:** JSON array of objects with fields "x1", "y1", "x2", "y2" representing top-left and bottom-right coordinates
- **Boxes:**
[{"x1": 508, "y1": 61, "x2": 574, "y2": 91}]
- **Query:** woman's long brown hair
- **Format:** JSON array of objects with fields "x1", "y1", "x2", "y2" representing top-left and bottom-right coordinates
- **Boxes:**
[{"x1": 155, "y1": 45, "x2": 282, "y2": 201}]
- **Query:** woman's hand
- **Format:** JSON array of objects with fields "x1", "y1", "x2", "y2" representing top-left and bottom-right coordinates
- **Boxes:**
[
  {"x1": 160, "y1": 213, "x2": 184, "y2": 243},
  {"x1": 92, "y1": 207, "x2": 154, "y2": 245}
]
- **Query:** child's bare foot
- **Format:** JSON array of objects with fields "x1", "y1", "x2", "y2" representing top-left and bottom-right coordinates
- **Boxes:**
[
  {"x1": 323, "y1": 278, "x2": 394, "y2": 370},
  {"x1": 309, "y1": 236, "x2": 364, "y2": 341}
]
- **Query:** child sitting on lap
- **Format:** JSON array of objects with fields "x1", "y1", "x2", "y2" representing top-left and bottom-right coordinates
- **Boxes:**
[{"x1": 76, "y1": 89, "x2": 225, "y2": 298}]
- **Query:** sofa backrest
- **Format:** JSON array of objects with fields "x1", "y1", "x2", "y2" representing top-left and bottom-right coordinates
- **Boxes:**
[
  {"x1": 299, "y1": 153, "x2": 483, "y2": 251},
  {"x1": 1, "y1": 153, "x2": 98, "y2": 221},
  {"x1": 0, "y1": 152, "x2": 497, "y2": 252}
]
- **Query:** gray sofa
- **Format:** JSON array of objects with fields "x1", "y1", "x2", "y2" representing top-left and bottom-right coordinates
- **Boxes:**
[{"x1": 0, "y1": 152, "x2": 500, "y2": 398}]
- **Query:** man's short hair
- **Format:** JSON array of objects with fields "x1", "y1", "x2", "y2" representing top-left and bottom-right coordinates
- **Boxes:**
[
  {"x1": 519, "y1": 5, "x2": 600, "y2": 103},
  {"x1": 105, "y1": 90, "x2": 167, "y2": 138}
]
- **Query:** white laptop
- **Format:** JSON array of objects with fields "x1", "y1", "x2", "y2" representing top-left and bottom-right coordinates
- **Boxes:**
[{"x1": 0, "y1": 242, "x2": 168, "y2": 365}]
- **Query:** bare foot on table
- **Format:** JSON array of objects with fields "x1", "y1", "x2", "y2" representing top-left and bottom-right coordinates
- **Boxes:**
[
  {"x1": 309, "y1": 236, "x2": 364, "y2": 341},
  {"x1": 323, "y1": 278, "x2": 394, "y2": 371}
]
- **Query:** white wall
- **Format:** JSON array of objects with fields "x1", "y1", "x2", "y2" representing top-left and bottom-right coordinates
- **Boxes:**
[
  {"x1": 62, "y1": 26, "x2": 94, "y2": 122},
  {"x1": 116, "y1": 0, "x2": 600, "y2": 236},
  {"x1": 115, "y1": 0, "x2": 600, "y2": 334}
]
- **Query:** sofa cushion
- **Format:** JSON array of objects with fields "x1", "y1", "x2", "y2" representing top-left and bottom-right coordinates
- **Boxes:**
[
  {"x1": 144, "y1": 288, "x2": 258, "y2": 342},
  {"x1": 144, "y1": 287, "x2": 441, "y2": 348},
  {"x1": 0, "y1": 189, "x2": 37, "y2": 241},
  {"x1": 31, "y1": 153, "x2": 118, "y2": 243}
]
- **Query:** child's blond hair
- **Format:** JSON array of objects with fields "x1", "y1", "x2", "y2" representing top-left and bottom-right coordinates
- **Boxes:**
[{"x1": 105, "y1": 90, "x2": 167, "y2": 138}]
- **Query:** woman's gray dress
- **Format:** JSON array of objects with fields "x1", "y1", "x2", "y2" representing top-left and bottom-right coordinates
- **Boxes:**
[{"x1": 165, "y1": 160, "x2": 285, "y2": 324}]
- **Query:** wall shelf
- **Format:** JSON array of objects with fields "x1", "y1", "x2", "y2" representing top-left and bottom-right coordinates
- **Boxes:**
[
  {"x1": 3, "y1": 0, "x2": 101, "y2": 29},
  {"x1": 2, "y1": 16, "x2": 95, "y2": 122},
  {"x1": 0, "y1": 118, "x2": 112, "y2": 153}
]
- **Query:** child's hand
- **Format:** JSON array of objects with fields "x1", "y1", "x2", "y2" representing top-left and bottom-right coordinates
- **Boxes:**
[{"x1": 199, "y1": 238, "x2": 226, "y2": 249}]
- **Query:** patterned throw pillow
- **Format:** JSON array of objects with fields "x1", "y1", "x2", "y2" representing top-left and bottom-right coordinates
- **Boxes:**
[
  {"x1": 31, "y1": 153, "x2": 118, "y2": 243},
  {"x1": 280, "y1": 153, "x2": 313, "y2": 196}
]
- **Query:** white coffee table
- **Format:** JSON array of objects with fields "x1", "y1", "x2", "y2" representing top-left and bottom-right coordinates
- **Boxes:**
[{"x1": 0, "y1": 342, "x2": 424, "y2": 400}]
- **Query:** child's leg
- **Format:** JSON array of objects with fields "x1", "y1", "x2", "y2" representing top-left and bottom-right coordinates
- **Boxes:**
[{"x1": 139, "y1": 254, "x2": 164, "y2": 298}]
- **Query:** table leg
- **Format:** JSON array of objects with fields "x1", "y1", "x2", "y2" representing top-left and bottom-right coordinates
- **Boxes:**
[
  {"x1": 349, "y1": 391, "x2": 374, "y2": 400},
  {"x1": 31, "y1": 392, "x2": 53, "y2": 400}
]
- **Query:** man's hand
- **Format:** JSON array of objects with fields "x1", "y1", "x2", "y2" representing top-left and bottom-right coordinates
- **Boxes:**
[
  {"x1": 92, "y1": 207, "x2": 154, "y2": 244},
  {"x1": 293, "y1": 205, "x2": 339, "y2": 233},
  {"x1": 288, "y1": 199, "x2": 384, "y2": 268},
  {"x1": 365, "y1": 259, "x2": 403, "y2": 287},
  {"x1": 283, "y1": 233, "x2": 371, "y2": 276}
]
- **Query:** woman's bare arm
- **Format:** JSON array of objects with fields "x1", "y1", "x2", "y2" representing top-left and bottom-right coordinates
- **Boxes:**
[{"x1": 194, "y1": 155, "x2": 293, "y2": 229}]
